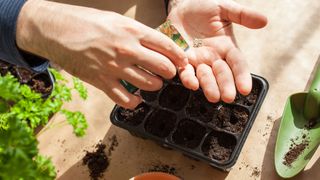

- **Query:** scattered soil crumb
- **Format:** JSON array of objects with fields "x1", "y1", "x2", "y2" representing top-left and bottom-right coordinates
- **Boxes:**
[
  {"x1": 283, "y1": 139, "x2": 309, "y2": 167},
  {"x1": 83, "y1": 143, "x2": 109, "y2": 180},
  {"x1": 61, "y1": 139, "x2": 66, "y2": 144},
  {"x1": 267, "y1": 115, "x2": 273, "y2": 121},
  {"x1": 107, "y1": 135, "x2": 119, "y2": 156},
  {"x1": 251, "y1": 167, "x2": 261, "y2": 177},
  {"x1": 305, "y1": 118, "x2": 318, "y2": 129},
  {"x1": 147, "y1": 163, "x2": 177, "y2": 175}
]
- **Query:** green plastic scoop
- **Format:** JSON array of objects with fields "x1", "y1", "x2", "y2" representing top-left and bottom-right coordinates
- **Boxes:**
[{"x1": 275, "y1": 61, "x2": 320, "y2": 178}]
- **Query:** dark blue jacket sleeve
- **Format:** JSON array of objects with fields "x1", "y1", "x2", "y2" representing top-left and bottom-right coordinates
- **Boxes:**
[{"x1": 0, "y1": 0, "x2": 48, "y2": 72}]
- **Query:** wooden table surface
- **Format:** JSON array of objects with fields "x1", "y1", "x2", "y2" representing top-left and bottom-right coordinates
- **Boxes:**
[{"x1": 38, "y1": 0, "x2": 320, "y2": 179}]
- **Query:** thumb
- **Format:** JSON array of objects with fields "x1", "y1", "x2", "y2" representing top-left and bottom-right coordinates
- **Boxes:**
[{"x1": 219, "y1": 0, "x2": 268, "y2": 29}]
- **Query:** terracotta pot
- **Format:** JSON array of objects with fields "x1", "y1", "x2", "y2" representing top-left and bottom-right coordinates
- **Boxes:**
[{"x1": 130, "y1": 172, "x2": 181, "y2": 180}]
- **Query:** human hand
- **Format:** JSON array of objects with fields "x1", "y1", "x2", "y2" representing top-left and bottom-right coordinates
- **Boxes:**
[
  {"x1": 16, "y1": 0, "x2": 188, "y2": 109},
  {"x1": 168, "y1": 0, "x2": 267, "y2": 103}
]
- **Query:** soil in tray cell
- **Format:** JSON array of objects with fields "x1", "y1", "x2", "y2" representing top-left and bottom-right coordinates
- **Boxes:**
[
  {"x1": 145, "y1": 109, "x2": 177, "y2": 138},
  {"x1": 234, "y1": 82, "x2": 261, "y2": 106},
  {"x1": 159, "y1": 84, "x2": 190, "y2": 111},
  {"x1": 202, "y1": 130, "x2": 237, "y2": 162},
  {"x1": 211, "y1": 105, "x2": 249, "y2": 134},
  {"x1": 186, "y1": 91, "x2": 220, "y2": 123},
  {"x1": 28, "y1": 73, "x2": 53, "y2": 94},
  {"x1": 172, "y1": 119, "x2": 206, "y2": 149},
  {"x1": 118, "y1": 103, "x2": 150, "y2": 126}
]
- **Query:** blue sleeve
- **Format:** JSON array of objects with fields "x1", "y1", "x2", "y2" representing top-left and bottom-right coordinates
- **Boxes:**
[{"x1": 0, "y1": 0, "x2": 48, "y2": 72}]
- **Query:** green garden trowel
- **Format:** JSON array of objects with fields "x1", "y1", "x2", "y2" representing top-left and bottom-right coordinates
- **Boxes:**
[{"x1": 275, "y1": 60, "x2": 320, "y2": 178}]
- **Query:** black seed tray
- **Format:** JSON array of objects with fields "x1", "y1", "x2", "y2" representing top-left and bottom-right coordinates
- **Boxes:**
[{"x1": 110, "y1": 74, "x2": 268, "y2": 171}]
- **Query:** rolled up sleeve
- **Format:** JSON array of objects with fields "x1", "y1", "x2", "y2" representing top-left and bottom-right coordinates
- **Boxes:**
[{"x1": 0, "y1": 0, "x2": 48, "y2": 72}]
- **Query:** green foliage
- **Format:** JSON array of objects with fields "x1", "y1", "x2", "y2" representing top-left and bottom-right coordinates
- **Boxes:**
[
  {"x1": 62, "y1": 110, "x2": 88, "y2": 137},
  {"x1": 0, "y1": 68, "x2": 89, "y2": 179},
  {"x1": 73, "y1": 77, "x2": 88, "y2": 100},
  {"x1": 0, "y1": 118, "x2": 56, "y2": 180}
]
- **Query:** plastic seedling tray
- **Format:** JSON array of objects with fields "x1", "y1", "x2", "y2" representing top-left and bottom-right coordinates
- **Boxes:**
[{"x1": 110, "y1": 74, "x2": 268, "y2": 171}]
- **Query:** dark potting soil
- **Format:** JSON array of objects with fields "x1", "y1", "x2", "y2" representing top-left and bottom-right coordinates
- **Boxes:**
[
  {"x1": 0, "y1": 61, "x2": 10, "y2": 76},
  {"x1": 283, "y1": 139, "x2": 309, "y2": 167},
  {"x1": 202, "y1": 131, "x2": 237, "y2": 162},
  {"x1": 172, "y1": 119, "x2": 206, "y2": 148},
  {"x1": 211, "y1": 106, "x2": 249, "y2": 134},
  {"x1": 145, "y1": 109, "x2": 177, "y2": 138},
  {"x1": 28, "y1": 74, "x2": 53, "y2": 94},
  {"x1": 83, "y1": 143, "x2": 109, "y2": 180},
  {"x1": 235, "y1": 84, "x2": 260, "y2": 106},
  {"x1": 118, "y1": 103, "x2": 150, "y2": 126},
  {"x1": 11, "y1": 66, "x2": 33, "y2": 84},
  {"x1": 147, "y1": 164, "x2": 177, "y2": 175},
  {"x1": 83, "y1": 136, "x2": 119, "y2": 180},
  {"x1": 186, "y1": 91, "x2": 219, "y2": 123},
  {"x1": 140, "y1": 90, "x2": 159, "y2": 102},
  {"x1": 159, "y1": 84, "x2": 190, "y2": 111}
]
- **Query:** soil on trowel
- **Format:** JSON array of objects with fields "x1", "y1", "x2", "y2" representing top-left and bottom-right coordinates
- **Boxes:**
[
  {"x1": 283, "y1": 139, "x2": 309, "y2": 167},
  {"x1": 211, "y1": 106, "x2": 249, "y2": 134},
  {"x1": 202, "y1": 131, "x2": 237, "y2": 162}
]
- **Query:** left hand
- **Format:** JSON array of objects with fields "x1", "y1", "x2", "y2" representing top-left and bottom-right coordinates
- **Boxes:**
[{"x1": 168, "y1": 0, "x2": 267, "y2": 103}]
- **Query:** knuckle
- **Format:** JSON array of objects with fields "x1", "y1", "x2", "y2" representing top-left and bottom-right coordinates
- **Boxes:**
[
  {"x1": 158, "y1": 61, "x2": 174, "y2": 78},
  {"x1": 115, "y1": 45, "x2": 136, "y2": 57}
]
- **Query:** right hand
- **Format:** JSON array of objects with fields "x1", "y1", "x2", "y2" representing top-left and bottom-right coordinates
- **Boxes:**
[{"x1": 16, "y1": 0, "x2": 187, "y2": 109}]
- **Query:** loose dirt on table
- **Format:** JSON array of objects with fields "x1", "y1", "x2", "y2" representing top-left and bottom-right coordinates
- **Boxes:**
[
  {"x1": 82, "y1": 135, "x2": 119, "y2": 180},
  {"x1": 146, "y1": 163, "x2": 178, "y2": 175}
]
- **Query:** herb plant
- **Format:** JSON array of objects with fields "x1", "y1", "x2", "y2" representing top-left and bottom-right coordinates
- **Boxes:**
[{"x1": 0, "y1": 68, "x2": 88, "y2": 179}]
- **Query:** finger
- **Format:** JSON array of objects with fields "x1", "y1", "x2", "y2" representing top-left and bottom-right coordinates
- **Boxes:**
[
  {"x1": 196, "y1": 64, "x2": 220, "y2": 103},
  {"x1": 225, "y1": 48, "x2": 252, "y2": 95},
  {"x1": 220, "y1": 0, "x2": 268, "y2": 29},
  {"x1": 102, "y1": 78, "x2": 142, "y2": 109},
  {"x1": 119, "y1": 65, "x2": 163, "y2": 91},
  {"x1": 140, "y1": 27, "x2": 188, "y2": 68},
  {"x1": 212, "y1": 59, "x2": 236, "y2": 103},
  {"x1": 135, "y1": 46, "x2": 177, "y2": 79},
  {"x1": 179, "y1": 64, "x2": 199, "y2": 91}
]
